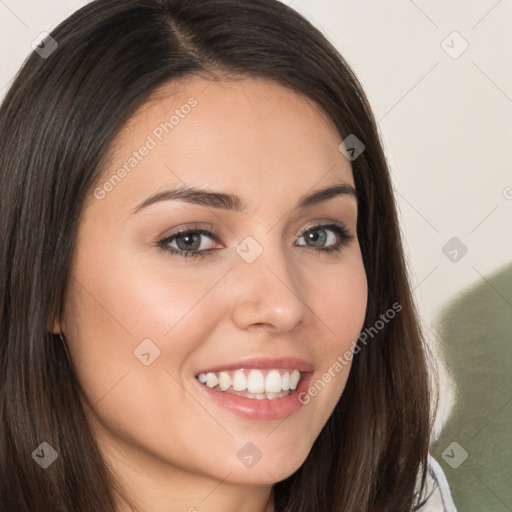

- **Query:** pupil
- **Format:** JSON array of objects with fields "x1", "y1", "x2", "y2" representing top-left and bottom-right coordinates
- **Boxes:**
[
  {"x1": 308, "y1": 229, "x2": 326, "y2": 247},
  {"x1": 178, "y1": 233, "x2": 200, "y2": 250}
]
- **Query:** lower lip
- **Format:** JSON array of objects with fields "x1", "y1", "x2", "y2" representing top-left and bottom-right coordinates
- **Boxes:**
[{"x1": 195, "y1": 372, "x2": 313, "y2": 421}]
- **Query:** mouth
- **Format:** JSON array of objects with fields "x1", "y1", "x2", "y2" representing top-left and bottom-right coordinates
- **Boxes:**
[
  {"x1": 195, "y1": 368, "x2": 302, "y2": 400},
  {"x1": 193, "y1": 358, "x2": 314, "y2": 421}
]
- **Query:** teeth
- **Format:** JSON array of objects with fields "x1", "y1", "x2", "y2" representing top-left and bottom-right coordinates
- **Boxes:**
[
  {"x1": 247, "y1": 369, "x2": 265, "y2": 394},
  {"x1": 205, "y1": 372, "x2": 218, "y2": 388},
  {"x1": 265, "y1": 370, "x2": 282, "y2": 393},
  {"x1": 281, "y1": 371, "x2": 290, "y2": 390},
  {"x1": 232, "y1": 370, "x2": 246, "y2": 391},
  {"x1": 218, "y1": 371, "x2": 231, "y2": 391},
  {"x1": 196, "y1": 368, "x2": 304, "y2": 397},
  {"x1": 290, "y1": 369, "x2": 300, "y2": 390}
]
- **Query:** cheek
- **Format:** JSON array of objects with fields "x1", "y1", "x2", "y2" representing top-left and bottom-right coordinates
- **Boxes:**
[
  {"x1": 69, "y1": 228, "x2": 226, "y2": 343},
  {"x1": 301, "y1": 254, "x2": 367, "y2": 408},
  {"x1": 316, "y1": 255, "x2": 368, "y2": 349}
]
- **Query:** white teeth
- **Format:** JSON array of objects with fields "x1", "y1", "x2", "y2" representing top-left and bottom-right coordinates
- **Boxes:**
[
  {"x1": 247, "y1": 369, "x2": 265, "y2": 394},
  {"x1": 265, "y1": 370, "x2": 283, "y2": 393},
  {"x1": 232, "y1": 370, "x2": 247, "y2": 391},
  {"x1": 289, "y1": 370, "x2": 301, "y2": 390},
  {"x1": 218, "y1": 371, "x2": 231, "y2": 391},
  {"x1": 205, "y1": 372, "x2": 218, "y2": 388},
  {"x1": 196, "y1": 368, "x2": 304, "y2": 396},
  {"x1": 281, "y1": 371, "x2": 290, "y2": 391}
]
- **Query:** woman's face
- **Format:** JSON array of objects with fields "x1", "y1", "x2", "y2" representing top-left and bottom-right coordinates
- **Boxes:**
[{"x1": 57, "y1": 77, "x2": 367, "y2": 490}]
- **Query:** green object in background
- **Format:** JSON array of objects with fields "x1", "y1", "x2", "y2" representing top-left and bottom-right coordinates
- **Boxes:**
[{"x1": 433, "y1": 263, "x2": 512, "y2": 512}]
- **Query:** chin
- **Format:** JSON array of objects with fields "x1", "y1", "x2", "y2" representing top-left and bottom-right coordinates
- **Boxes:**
[{"x1": 211, "y1": 440, "x2": 312, "y2": 486}]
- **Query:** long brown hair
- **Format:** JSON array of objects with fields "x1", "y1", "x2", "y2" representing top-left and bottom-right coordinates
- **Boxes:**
[{"x1": 0, "y1": 1, "x2": 437, "y2": 510}]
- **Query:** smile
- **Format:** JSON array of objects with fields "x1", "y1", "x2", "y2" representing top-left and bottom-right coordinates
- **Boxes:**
[{"x1": 195, "y1": 368, "x2": 302, "y2": 400}]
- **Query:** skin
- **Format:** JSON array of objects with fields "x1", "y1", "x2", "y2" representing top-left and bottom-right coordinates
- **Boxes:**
[{"x1": 53, "y1": 77, "x2": 368, "y2": 512}]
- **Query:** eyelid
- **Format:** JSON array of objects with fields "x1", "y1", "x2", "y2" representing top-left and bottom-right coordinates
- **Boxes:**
[
  {"x1": 296, "y1": 219, "x2": 349, "y2": 236},
  {"x1": 158, "y1": 222, "x2": 219, "y2": 240},
  {"x1": 159, "y1": 219, "x2": 351, "y2": 243}
]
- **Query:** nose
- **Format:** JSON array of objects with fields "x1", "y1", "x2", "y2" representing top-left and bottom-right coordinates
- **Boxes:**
[{"x1": 227, "y1": 237, "x2": 310, "y2": 334}]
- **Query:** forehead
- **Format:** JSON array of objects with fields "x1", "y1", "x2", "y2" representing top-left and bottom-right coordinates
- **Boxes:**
[{"x1": 89, "y1": 76, "x2": 354, "y2": 215}]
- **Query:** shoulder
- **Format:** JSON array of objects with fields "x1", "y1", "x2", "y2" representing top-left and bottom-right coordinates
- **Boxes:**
[{"x1": 415, "y1": 454, "x2": 457, "y2": 512}]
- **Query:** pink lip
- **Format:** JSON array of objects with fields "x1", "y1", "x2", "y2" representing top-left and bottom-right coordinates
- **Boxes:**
[
  {"x1": 195, "y1": 356, "x2": 314, "y2": 375},
  {"x1": 195, "y1": 372, "x2": 313, "y2": 421}
]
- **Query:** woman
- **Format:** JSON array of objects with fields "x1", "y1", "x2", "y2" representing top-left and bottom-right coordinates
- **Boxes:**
[{"x1": 0, "y1": 0, "x2": 456, "y2": 510}]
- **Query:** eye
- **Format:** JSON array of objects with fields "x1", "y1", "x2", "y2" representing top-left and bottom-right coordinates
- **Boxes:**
[
  {"x1": 295, "y1": 223, "x2": 353, "y2": 254},
  {"x1": 157, "y1": 222, "x2": 354, "y2": 260},
  {"x1": 157, "y1": 227, "x2": 219, "y2": 259}
]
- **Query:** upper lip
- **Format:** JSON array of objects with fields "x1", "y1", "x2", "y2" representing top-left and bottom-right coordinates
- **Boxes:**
[{"x1": 195, "y1": 356, "x2": 314, "y2": 375}]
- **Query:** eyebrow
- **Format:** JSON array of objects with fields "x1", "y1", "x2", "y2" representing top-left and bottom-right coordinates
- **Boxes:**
[{"x1": 130, "y1": 182, "x2": 357, "y2": 215}]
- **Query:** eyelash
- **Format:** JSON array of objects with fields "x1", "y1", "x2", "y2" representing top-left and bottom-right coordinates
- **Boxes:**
[{"x1": 157, "y1": 222, "x2": 354, "y2": 260}]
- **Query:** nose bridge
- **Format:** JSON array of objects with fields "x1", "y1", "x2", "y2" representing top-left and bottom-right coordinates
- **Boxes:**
[{"x1": 228, "y1": 232, "x2": 309, "y2": 332}]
